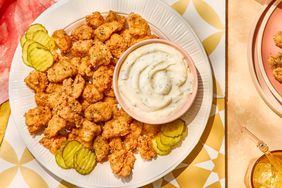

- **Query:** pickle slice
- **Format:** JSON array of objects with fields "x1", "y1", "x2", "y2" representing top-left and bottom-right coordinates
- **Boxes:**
[
  {"x1": 22, "y1": 40, "x2": 34, "y2": 67},
  {"x1": 152, "y1": 137, "x2": 170, "y2": 155},
  {"x1": 32, "y1": 30, "x2": 52, "y2": 48},
  {"x1": 161, "y1": 119, "x2": 185, "y2": 138},
  {"x1": 160, "y1": 133, "x2": 182, "y2": 146},
  {"x1": 74, "y1": 147, "x2": 96, "y2": 175},
  {"x1": 25, "y1": 23, "x2": 47, "y2": 40},
  {"x1": 55, "y1": 141, "x2": 69, "y2": 169},
  {"x1": 20, "y1": 35, "x2": 27, "y2": 47},
  {"x1": 62, "y1": 140, "x2": 82, "y2": 168},
  {"x1": 27, "y1": 42, "x2": 54, "y2": 72},
  {"x1": 155, "y1": 135, "x2": 171, "y2": 152}
]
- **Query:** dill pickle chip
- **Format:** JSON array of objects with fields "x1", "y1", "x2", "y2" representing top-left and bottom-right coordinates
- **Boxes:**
[
  {"x1": 25, "y1": 23, "x2": 47, "y2": 40},
  {"x1": 155, "y1": 135, "x2": 171, "y2": 152},
  {"x1": 22, "y1": 40, "x2": 34, "y2": 67},
  {"x1": 20, "y1": 35, "x2": 27, "y2": 47},
  {"x1": 32, "y1": 30, "x2": 53, "y2": 49},
  {"x1": 161, "y1": 119, "x2": 185, "y2": 138},
  {"x1": 159, "y1": 133, "x2": 182, "y2": 146},
  {"x1": 74, "y1": 147, "x2": 96, "y2": 175},
  {"x1": 62, "y1": 140, "x2": 82, "y2": 168},
  {"x1": 152, "y1": 137, "x2": 170, "y2": 156}
]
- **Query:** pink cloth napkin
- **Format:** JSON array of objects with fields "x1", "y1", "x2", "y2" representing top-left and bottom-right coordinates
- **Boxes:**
[{"x1": 0, "y1": 0, "x2": 55, "y2": 104}]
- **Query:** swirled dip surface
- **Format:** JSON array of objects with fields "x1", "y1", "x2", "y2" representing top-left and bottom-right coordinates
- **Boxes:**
[{"x1": 118, "y1": 43, "x2": 194, "y2": 120}]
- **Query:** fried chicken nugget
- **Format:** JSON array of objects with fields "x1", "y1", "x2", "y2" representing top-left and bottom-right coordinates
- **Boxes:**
[
  {"x1": 45, "y1": 83, "x2": 62, "y2": 93},
  {"x1": 92, "y1": 65, "x2": 114, "y2": 92},
  {"x1": 102, "y1": 117, "x2": 130, "y2": 139},
  {"x1": 93, "y1": 136, "x2": 109, "y2": 162},
  {"x1": 71, "y1": 24, "x2": 94, "y2": 40},
  {"x1": 52, "y1": 29, "x2": 72, "y2": 53},
  {"x1": 35, "y1": 91, "x2": 61, "y2": 109},
  {"x1": 274, "y1": 31, "x2": 282, "y2": 49},
  {"x1": 24, "y1": 70, "x2": 48, "y2": 93},
  {"x1": 137, "y1": 135, "x2": 156, "y2": 160},
  {"x1": 105, "y1": 34, "x2": 128, "y2": 58},
  {"x1": 273, "y1": 68, "x2": 282, "y2": 82},
  {"x1": 103, "y1": 97, "x2": 117, "y2": 105},
  {"x1": 113, "y1": 106, "x2": 133, "y2": 124},
  {"x1": 78, "y1": 56, "x2": 94, "y2": 77},
  {"x1": 82, "y1": 84, "x2": 104, "y2": 103},
  {"x1": 268, "y1": 52, "x2": 282, "y2": 69},
  {"x1": 94, "y1": 21, "x2": 120, "y2": 42},
  {"x1": 84, "y1": 102, "x2": 112, "y2": 122},
  {"x1": 79, "y1": 120, "x2": 101, "y2": 143},
  {"x1": 128, "y1": 13, "x2": 150, "y2": 37},
  {"x1": 104, "y1": 88, "x2": 115, "y2": 97},
  {"x1": 86, "y1": 11, "x2": 105, "y2": 29},
  {"x1": 40, "y1": 135, "x2": 67, "y2": 154},
  {"x1": 105, "y1": 11, "x2": 126, "y2": 31},
  {"x1": 44, "y1": 115, "x2": 67, "y2": 138},
  {"x1": 71, "y1": 40, "x2": 93, "y2": 57},
  {"x1": 108, "y1": 149, "x2": 136, "y2": 177},
  {"x1": 108, "y1": 137, "x2": 123, "y2": 153},
  {"x1": 142, "y1": 124, "x2": 160, "y2": 137},
  {"x1": 25, "y1": 106, "x2": 52, "y2": 135},
  {"x1": 124, "y1": 120, "x2": 143, "y2": 151},
  {"x1": 47, "y1": 59, "x2": 77, "y2": 82},
  {"x1": 62, "y1": 74, "x2": 85, "y2": 99},
  {"x1": 89, "y1": 41, "x2": 112, "y2": 67}
]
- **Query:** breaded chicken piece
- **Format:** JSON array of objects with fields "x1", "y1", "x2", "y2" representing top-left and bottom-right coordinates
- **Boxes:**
[
  {"x1": 105, "y1": 11, "x2": 126, "y2": 31},
  {"x1": 44, "y1": 115, "x2": 67, "y2": 138},
  {"x1": 86, "y1": 12, "x2": 105, "y2": 29},
  {"x1": 89, "y1": 41, "x2": 112, "y2": 67},
  {"x1": 24, "y1": 70, "x2": 48, "y2": 92},
  {"x1": 82, "y1": 84, "x2": 104, "y2": 103},
  {"x1": 273, "y1": 68, "x2": 282, "y2": 82},
  {"x1": 71, "y1": 24, "x2": 94, "y2": 40},
  {"x1": 113, "y1": 106, "x2": 133, "y2": 124},
  {"x1": 104, "y1": 88, "x2": 115, "y2": 97},
  {"x1": 68, "y1": 128, "x2": 80, "y2": 141},
  {"x1": 137, "y1": 135, "x2": 156, "y2": 160},
  {"x1": 92, "y1": 65, "x2": 114, "y2": 92},
  {"x1": 102, "y1": 117, "x2": 130, "y2": 139},
  {"x1": 71, "y1": 40, "x2": 93, "y2": 57},
  {"x1": 274, "y1": 31, "x2": 282, "y2": 49},
  {"x1": 69, "y1": 57, "x2": 81, "y2": 70},
  {"x1": 108, "y1": 149, "x2": 136, "y2": 177},
  {"x1": 84, "y1": 102, "x2": 112, "y2": 122},
  {"x1": 25, "y1": 106, "x2": 52, "y2": 135},
  {"x1": 142, "y1": 124, "x2": 160, "y2": 137},
  {"x1": 93, "y1": 136, "x2": 109, "y2": 162},
  {"x1": 81, "y1": 99, "x2": 91, "y2": 111},
  {"x1": 120, "y1": 29, "x2": 157, "y2": 46},
  {"x1": 52, "y1": 29, "x2": 72, "y2": 53},
  {"x1": 35, "y1": 91, "x2": 62, "y2": 109},
  {"x1": 108, "y1": 137, "x2": 123, "y2": 153},
  {"x1": 62, "y1": 74, "x2": 85, "y2": 99},
  {"x1": 79, "y1": 120, "x2": 101, "y2": 143},
  {"x1": 103, "y1": 97, "x2": 117, "y2": 104},
  {"x1": 124, "y1": 120, "x2": 143, "y2": 151},
  {"x1": 47, "y1": 60, "x2": 77, "y2": 82},
  {"x1": 78, "y1": 56, "x2": 94, "y2": 77},
  {"x1": 128, "y1": 13, "x2": 150, "y2": 37},
  {"x1": 105, "y1": 34, "x2": 128, "y2": 58},
  {"x1": 94, "y1": 21, "x2": 120, "y2": 42},
  {"x1": 45, "y1": 83, "x2": 62, "y2": 93},
  {"x1": 268, "y1": 52, "x2": 282, "y2": 69},
  {"x1": 40, "y1": 135, "x2": 67, "y2": 154}
]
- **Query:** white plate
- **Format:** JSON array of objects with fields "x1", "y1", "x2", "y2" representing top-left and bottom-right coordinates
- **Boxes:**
[{"x1": 9, "y1": 0, "x2": 213, "y2": 187}]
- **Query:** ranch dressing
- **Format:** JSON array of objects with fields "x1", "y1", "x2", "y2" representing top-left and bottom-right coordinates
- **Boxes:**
[{"x1": 118, "y1": 43, "x2": 194, "y2": 120}]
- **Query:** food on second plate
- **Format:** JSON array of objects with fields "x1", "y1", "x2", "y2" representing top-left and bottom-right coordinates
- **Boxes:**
[
  {"x1": 268, "y1": 31, "x2": 282, "y2": 82},
  {"x1": 118, "y1": 42, "x2": 194, "y2": 121},
  {"x1": 22, "y1": 10, "x2": 188, "y2": 177}
]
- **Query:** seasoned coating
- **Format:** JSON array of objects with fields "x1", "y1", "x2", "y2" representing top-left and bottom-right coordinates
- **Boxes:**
[
  {"x1": 81, "y1": 100, "x2": 91, "y2": 111},
  {"x1": 102, "y1": 117, "x2": 130, "y2": 139},
  {"x1": 93, "y1": 136, "x2": 109, "y2": 162},
  {"x1": 104, "y1": 88, "x2": 115, "y2": 97},
  {"x1": 105, "y1": 11, "x2": 126, "y2": 31},
  {"x1": 79, "y1": 120, "x2": 101, "y2": 143},
  {"x1": 45, "y1": 83, "x2": 62, "y2": 93},
  {"x1": 137, "y1": 135, "x2": 156, "y2": 160},
  {"x1": 71, "y1": 40, "x2": 93, "y2": 57},
  {"x1": 40, "y1": 135, "x2": 67, "y2": 154},
  {"x1": 35, "y1": 92, "x2": 62, "y2": 109},
  {"x1": 89, "y1": 41, "x2": 112, "y2": 67},
  {"x1": 94, "y1": 21, "x2": 120, "y2": 42},
  {"x1": 108, "y1": 149, "x2": 136, "y2": 177},
  {"x1": 121, "y1": 29, "x2": 158, "y2": 46},
  {"x1": 52, "y1": 29, "x2": 72, "y2": 53},
  {"x1": 71, "y1": 24, "x2": 93, "y2": 40},
  {"x1": 273, "y1": 68, "x2": 282, "y2": 82},
  {"x1": 84, "y1": 102, "x2": 112, "y2": 122},
  {"x1": 124, "y1": 121, "x2": 143, "y2": 151},
  {"x1": 105, "y1": 34, "x2": 128, "y2": 58},
  {"x1": 109, "y1": 137, "x2": 123, "y2": 153},
  {"x1": 128, "y1": 13, "x2": 150, "y2": 37},
  {"x1": 274, "y1": 31, "x2": 282, "y2": 49},
  {"x1": 103, "y1": 97, "x2": 117, "y2": 104},
  {"x1": 92, "y1": 65, "x2": 114, "y2": 92},
  {"x1": 82, "y1": 84, "x2": 104, "y2": 103},
  {"x1": 142, "y1": 124, "x2": 160, "y2": 137},
  {"x1": 25, "y1": 106, "x2": 52, "y2": 135},
  {"x1": 69, "y1": 57, "x2": 81, "y2": 70},
  {"x1": 86, "y1": 11, "x2": 105, "y2": 29},
  {"x1": 62, "y1": 74, "x2": 85, "y2": 99},
  {"x1": 268, "y1": 52, "x2": 282, "y2": 69},
  {"x1": 24, "y1": 71, "x2": 48, "y2": 93},
  {"x1": 78, "y1": 56, "x2": 94, "y2": 77},
  {"x1": 44, "y1": 115, "x2": 67, "y2": 138},
  {"x1": 68, "y1": 128, "x2": 80, "y2": 141},
  {"x1": 113, "y1": 107, "x2": 133, "y2": 124},
  {"x1": 47, "y1": 60, "x2": 77, "y2": 82}
]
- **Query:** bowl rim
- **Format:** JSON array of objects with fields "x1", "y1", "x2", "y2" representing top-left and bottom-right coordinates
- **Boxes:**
[{"x1": 113, "y1": 38, "x2": 199, "y2": 124}]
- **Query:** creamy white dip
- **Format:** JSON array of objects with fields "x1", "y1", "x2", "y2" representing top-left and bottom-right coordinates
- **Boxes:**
[{"x1": 118, "y1": 43, "x2": 194, "y2": 120}]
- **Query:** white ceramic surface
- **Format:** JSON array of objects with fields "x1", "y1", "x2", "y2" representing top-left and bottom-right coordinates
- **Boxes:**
[{"x1": 9, "y1": 0, "x2": 213, "y2": 187}]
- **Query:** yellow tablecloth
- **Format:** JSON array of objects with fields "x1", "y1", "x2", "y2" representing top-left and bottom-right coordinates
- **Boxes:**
[{"x1": 0, "y1": 0, "x2": 225, "y2": 187}]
